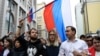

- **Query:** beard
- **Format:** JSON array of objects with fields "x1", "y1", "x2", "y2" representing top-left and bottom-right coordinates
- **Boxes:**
[{"x1": 30, "y1": 37, "x2": 37, "y2": 40}]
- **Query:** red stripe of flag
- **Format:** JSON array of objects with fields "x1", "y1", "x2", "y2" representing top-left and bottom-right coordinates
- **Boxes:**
[
  {"x1": 27, "y1": 8, "x2": 33, "y2": 23},
  {"x1": 44, "y1": 2, "x2": 55, "y2": 32}
]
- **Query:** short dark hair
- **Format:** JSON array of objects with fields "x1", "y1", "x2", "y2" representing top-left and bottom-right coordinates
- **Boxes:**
[
  {"x1": 4, "y1": 38, "x2": 13, "y2": 49},
  {"x1": 29, "y1": 28, "x2": 38, "y2": 34},
  {"x1": 80, "y1": 34, "x2": 86, "y2": 39},
  {"x1": 86, "y1": 35, "x2": 92, "y2": 38},
  {"x1": 93, "y1": 36, "x2": 100, "y2": 41},
  {"x1": 66, "y1": 26, "x2": 76, "y2": 34}
]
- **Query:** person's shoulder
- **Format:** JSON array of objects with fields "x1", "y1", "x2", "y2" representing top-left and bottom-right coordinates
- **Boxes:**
[
  {"x1": 76, "y1": 38, "x2": 87, "y2": 45},
  {"x1": 60, "y1": 40, "x2": 67, "y2": 46},
  {"x1": 37, "y1": 39, "x2": 44, "y2": 44},
  {"x1": 37, "y1": 39, "x2": 46, "y2": 46},
  {"x1": 88, "y1": 46, "x2": 94, "y2": 50},
  {"x1": 77, "y1": 38, "x2": 85, "y2": 42},
  {"x1": 62, "y1": 40, "x2": 67, "y2": 43}
]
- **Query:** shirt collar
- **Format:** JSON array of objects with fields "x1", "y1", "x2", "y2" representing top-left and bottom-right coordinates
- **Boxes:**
[{"x1": 67, "y1": 38, "x2": 78, "y2": 42}]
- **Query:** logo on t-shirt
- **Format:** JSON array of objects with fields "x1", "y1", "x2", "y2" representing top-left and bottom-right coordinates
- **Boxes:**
[{"x1": 27, "y1": 46, "x2": 37, "y2": 56}]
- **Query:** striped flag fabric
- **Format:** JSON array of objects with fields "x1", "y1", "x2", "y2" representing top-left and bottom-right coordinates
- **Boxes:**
[
  {"x1": 27, "y1": 8, "x2": 33, "y2": 23},
  {"x1": 44, "y1": 0, "x2": 72, "y2": 42},
  {"x1": 44, "y1": 2, "x2": 55, "y2": 32},
  {"x1": 52, "y1": 0, "x2": 66, "y2": 41}
]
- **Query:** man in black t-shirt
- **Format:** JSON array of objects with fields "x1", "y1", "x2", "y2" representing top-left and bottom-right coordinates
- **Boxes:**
[
  {"x1": 16, "y1": 19, "x2": 47, "y2": 56},
  {"x1": 27, "y1": 28, "x2": 47, "y2": 56}
]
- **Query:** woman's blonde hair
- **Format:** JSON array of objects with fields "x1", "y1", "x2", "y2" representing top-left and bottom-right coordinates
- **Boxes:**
[{"x1": 46, "y1": 30, "x2": 59, "y2": 46}]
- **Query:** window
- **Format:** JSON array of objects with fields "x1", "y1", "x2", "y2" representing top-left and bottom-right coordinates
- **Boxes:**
[
  {"x1": 5, "y1": 12, "x2": 15, "y2": 33},
  {"x1": 11, "y1": 3, "x2": 16, "y2": 12},
  {"x1": 27, "y1": 5, "x2": 30, "y2": 11},
  {"x1": 27, "y1": 0, "x2": 32, "y2": 10},
  {"x1": 19, "y1": 8, "x2": 26, "y2": 18},
  {"x1": 22, "y1": 0, "x2": 26, "y2": 7},
  {"x1": 7, "y1": 0, "x2": 17, "y2": 14}
]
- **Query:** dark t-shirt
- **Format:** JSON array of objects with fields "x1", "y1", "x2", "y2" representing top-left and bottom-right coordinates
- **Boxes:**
[
  {"x1": 27, "y1": 39, "x2": 47, "y2": 56},
  {"x1": 46, "y1": 44, "x2": 60, "y2": 56},
  {"x1": 16, "y1": 33, "x2": 47, "y2": 56}
]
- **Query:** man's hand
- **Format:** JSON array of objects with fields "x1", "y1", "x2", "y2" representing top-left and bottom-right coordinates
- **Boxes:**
[
  {"x1": 6, "y1": 32, "x2": 13, "y2": 36},
  {"x1": 73, "y1": 50, "x2": 89, "y2": 56},
  {"x1": 73, "y1": 50, "x2": 82, "y2": 56},
  {"x1": 8, "y1": 32, "x2": 13, "y2": 35},
  {"x1": 19, "y1": 19, "x2": 24, "y2": 26},
  {"x1": 81, "y1": 51, "x2": 89, "y2": 56}
]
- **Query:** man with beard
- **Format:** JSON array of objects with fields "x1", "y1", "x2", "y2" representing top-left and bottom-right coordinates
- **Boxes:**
[
  {"x1": 58, "y1": 26, "x2": 89, "y2": 56},
  {"x1": 16, "y1": 19, "x2": 47, "y2": 56},
  {"x1": 27, "y1": 28, "x2": 47, "y2": 56}
]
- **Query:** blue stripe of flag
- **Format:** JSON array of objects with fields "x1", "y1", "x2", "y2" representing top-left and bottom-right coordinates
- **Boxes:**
[{"x1": 53, "y1": 0, "x2": 67, "y2": 42}]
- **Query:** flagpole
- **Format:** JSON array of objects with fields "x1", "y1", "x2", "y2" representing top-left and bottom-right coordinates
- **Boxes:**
[
  {"x1": 22, "y1": 1, "x2": 56, "y2": 20},
  {"x1": 22, "y1": 1, "x2": 56, "y2": 31}
]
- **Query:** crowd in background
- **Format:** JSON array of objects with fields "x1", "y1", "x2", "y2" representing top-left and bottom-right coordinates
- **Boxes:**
[
  {"x1": 0, "y1": 19, "x2": 100, "y2": 56},
  {"x1": 80, "y1": 34, "x2": 100, "y2": 56}
]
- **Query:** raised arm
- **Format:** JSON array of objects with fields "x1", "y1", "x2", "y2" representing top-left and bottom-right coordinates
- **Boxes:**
[{"x1": 15, "y1": 19, "x2": 24, "y2": 38}]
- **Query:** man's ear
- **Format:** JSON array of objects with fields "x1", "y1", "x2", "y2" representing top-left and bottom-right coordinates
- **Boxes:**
[{"x1": 72, "y1": 31, "x2": 75, "y2": 35}]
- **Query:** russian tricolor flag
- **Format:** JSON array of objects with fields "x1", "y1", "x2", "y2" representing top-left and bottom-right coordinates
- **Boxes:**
[
  {"x1": 44, "y1": 0, "x2": 72, "y2": 42},
  {"x1": 27, "y1": 8, "x2": 33, "y2": 23}
]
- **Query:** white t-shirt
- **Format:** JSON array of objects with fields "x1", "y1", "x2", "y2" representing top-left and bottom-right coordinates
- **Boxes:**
[
  {"x1": 3, "y1": 49, "x2": 10, "y2": 56},
  {"x1": 95, "y1": 51, "x2": 100, "y2": 56},
  {"x1": 58, "y1": 38, "x2": 88, "y2": 56}
]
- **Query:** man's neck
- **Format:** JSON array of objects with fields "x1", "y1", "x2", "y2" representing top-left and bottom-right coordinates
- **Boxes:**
[
  {"x1": 31, "y1": 39, "x2": 38, "y2": 43},
  {"x1": 68, "y1": 36, "x2": 76, "y2": 41},
  {"x1": 50, "y1": 40, "x2": 55, "y2": 43}
]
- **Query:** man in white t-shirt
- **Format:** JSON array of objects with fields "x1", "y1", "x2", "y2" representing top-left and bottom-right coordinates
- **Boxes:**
[{"x1": 58, "y1": 26, "x2": 89, "y2": 56}]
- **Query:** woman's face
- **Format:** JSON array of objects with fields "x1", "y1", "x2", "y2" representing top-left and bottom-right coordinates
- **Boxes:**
[
  {"x1": 15, "y1": 40, "x2": 21, "y2": 48},
  {"x1": 49, "y1": 31, "x2": 56, "y2": 42},
  {"x1": 4, "y1": 39, "x2": 10, "y2": 48}
]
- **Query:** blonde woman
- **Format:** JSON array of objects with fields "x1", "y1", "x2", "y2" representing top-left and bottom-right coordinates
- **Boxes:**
[{"x1": 46, "y1": 30, "x2": 60, "y2": 56}]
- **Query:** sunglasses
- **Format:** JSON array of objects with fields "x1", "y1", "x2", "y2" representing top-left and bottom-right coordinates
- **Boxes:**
[{"x1": 86, "y1": 40, "x2": 92, "y2": 42}]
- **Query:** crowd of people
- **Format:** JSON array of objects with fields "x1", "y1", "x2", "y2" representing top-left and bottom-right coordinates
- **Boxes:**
[
  {"x1": 80, "y1": 34, "x2": 100, "y2": 56},
  {"x1": 0, "y1": 19, "x2": 100, "y2": 56}
]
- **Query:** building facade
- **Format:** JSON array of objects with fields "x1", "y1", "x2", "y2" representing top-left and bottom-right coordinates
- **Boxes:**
[
  {"x1": 36, "y1": 2, "x2": 48, "y2": 39},
  {"x1": 0, "y1": 0, "x2": 36, "y2": 37},
  {"x1": 75, "y1": 2, "x2": 85, "y2": 37},
  {"x1": 81, "y1": 0, "x2": 100, "y2": 33}
]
